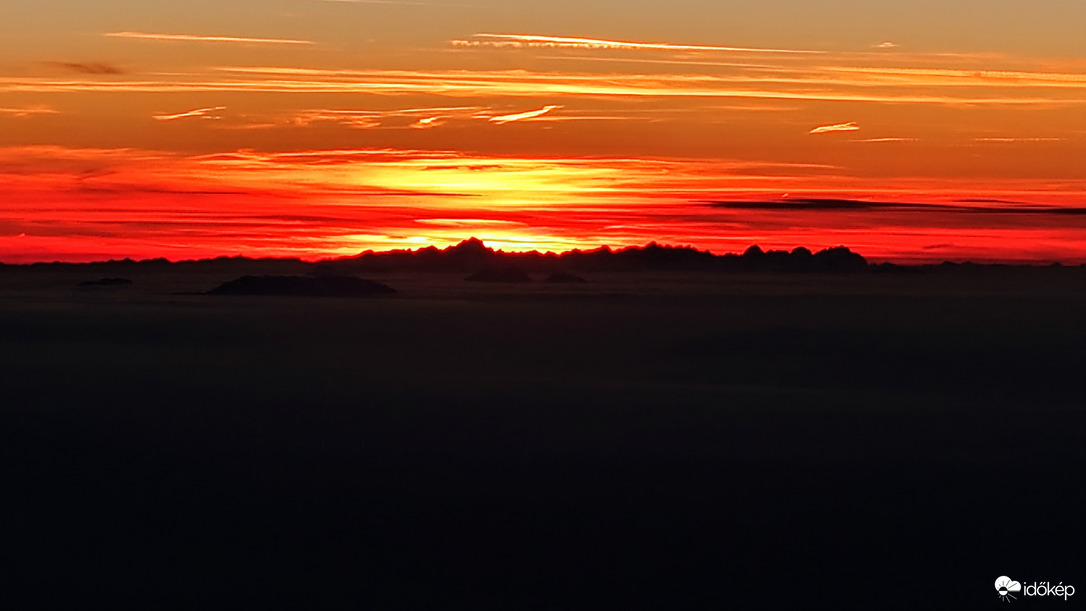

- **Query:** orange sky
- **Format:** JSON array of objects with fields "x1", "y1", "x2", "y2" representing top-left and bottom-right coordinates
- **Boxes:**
[{"x1": 2, "y1": 0, "x2": 1085, "y2": 263}]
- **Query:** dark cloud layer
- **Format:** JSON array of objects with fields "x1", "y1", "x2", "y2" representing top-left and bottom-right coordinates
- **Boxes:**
[
  {"x1": 705, "y1": 198, "x2": 1086, "y2": 215},
  {"x1": 42, "y1": 62, "x2": 124, "y2": 75}
]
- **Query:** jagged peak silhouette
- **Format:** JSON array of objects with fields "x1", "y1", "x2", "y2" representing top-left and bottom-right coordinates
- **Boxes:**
[
  {"x1": 446, "y1": 237, "x2": 492, "y2": 255},
  {"x1": 315, "y1": 237, "x2": 869, "y2": 274}
]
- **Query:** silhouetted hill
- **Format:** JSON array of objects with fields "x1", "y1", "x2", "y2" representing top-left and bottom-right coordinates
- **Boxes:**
[
  {"x1": 317, "y1": 238, "x2": 869, "y2": 274},
  {"x1": 207, "y1": 275, "x2": 395, "y2": 297},
  {"x1": 15, "y1": 255, "x2": 306, "y2": 270}
]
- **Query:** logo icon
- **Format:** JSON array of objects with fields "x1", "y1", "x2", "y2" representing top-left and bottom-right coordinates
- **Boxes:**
[{"x1": 996, "y1": 576, "x2": 1022, "y2": 602}]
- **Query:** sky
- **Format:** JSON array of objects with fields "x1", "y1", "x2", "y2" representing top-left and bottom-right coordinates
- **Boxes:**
[{"x1": 2, "y1": 0, "x2": 1085, "y2": 263}]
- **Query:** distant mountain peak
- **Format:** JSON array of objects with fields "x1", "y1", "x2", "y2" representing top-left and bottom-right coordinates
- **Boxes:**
[
  {"x1": 315, "y1": 238, "x2": 869, "y2": 274},
  {"x1": 446, "y1": 237, "x2": 492, "y2": 254}
]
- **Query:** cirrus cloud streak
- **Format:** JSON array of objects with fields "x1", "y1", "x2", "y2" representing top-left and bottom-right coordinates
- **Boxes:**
[
  {"x1": 105, "y1": 31, "x2": 314, "y2": 45},
  {"x1": 153, "y1": 106, "x2": 227, "y2": 121},
  {"x1": 455, "y1": 33, "x2": 825, "y2": 55},
  {"x1": 4, "y1": 67, "x2": 1081, "y2": 107},
  {"x1": 810, "y1": 121, "x2": 860, "y2": 134}
]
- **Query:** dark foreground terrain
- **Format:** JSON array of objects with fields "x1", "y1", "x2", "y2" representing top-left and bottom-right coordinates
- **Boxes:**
[{"x1": 2, "y1": 263, "x2": 1084, "y2": 609}]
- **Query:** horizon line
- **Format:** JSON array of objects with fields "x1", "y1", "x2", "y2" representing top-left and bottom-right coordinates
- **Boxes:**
[{"x1": 3, "y1": 237, "x2": 1083, "y2": 267}]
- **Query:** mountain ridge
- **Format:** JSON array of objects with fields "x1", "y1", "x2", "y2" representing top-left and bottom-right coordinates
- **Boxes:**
[{"x1": 3, "y1": 238, "x2": 1081, "y2": 271}]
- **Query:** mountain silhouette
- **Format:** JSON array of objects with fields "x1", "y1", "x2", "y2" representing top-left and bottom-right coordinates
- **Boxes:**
[{"x1": 318, "y1": 238, "x2": 869, "y2": 274}]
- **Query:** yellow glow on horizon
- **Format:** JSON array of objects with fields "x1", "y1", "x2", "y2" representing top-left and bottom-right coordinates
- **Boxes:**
[{"x1": 3, "y1": 3, "x2": 1086, "y2": 263}]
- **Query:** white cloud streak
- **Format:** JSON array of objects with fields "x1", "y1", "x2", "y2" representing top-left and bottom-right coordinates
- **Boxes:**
[
  {"x1": 0, "y1": 106, "x2": 59, "y2": 117},
  {"x1": 289, "y1": 106, "x2": 486, "y2": 129},
  {"x1": 4, "y1": 68, "x2": 1083, "y2": 107},
  {"x1": 822, "y1": 65, "x2": 1086, "y2": 87},
  {"x1": 456, "y1": 33, "x2": 824, "y2": 55},
  {"x1": 153, "y1": 106, "x2": 227, "y2": 121},
  {"x1": 106, "y1": 32, "x2": 314, "y2": 45},
  {"x1": 854, "y1": 137, "x2": 918, "y2": 143},
  {"x1": 810, "y1": 121, "x2": 860, "y2": 134},
  {"x1": 974, "y1": 137, "x2": 1064, "y2": 142},
  {"x1": 489, "y1": 105, "x2": 562, "y2": 124}
]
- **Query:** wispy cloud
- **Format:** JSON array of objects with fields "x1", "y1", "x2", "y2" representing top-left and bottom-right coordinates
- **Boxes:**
[
  {"x1": 105, "y1": 32, "x2": 314, "y2": 45},
  {"x1": 874, "y1": 42, "x2": 898, "y2": 49},
  {"x1": 153, "y1": 106, "x2": 227, "y2": 121},
  {"x1": 0, "y1": 106, "x2": 59, "y2": 117},
  {"x1": 412, "y1": 116, "x2": 444, "y2": 129},
  {"x1": 537, "y1": 55, "x2": 780, "y2": 71},
  {"x1": 41, "y1": 62, "x2": 124, "y2": 75},
  {"x1": 415, "y1": 218, "x2": 524, "y2": 227},
  {"x1": 490, "y1": 105, "x2": 561, "y2": 124},
  {"x1": 5, "y1": 67, "x2": 1084, "y2": 107},
  {"x1": 298, "y1": 110, "x2": 381, "y2": 129},
  {"x1": 193, "y1": 68, "x2": 1086, "y2": 105},
  {"x1": 5, "y1": 145, "x2": 1086, "y2": 263},
  {"x1": 821, "y1": 65, "x2": 1086, "y2": 88},
  {"x1": 455, "y1": 33, "x2": 824, "y2": 55},
  {"x1": 854, "y1": 137, "x2": 918, "y2": 143},
  {"x1": 810, "y1": 121, "x2": 860, "y2": 134},
  {"x1": 233, "y1": 105, "x2": 637, "y2": 130},
  {"x1": 974, "y1": 137, "x2": 1064, "y2": 143},
  {"x1": 288, "y1": 106, "x2": 487, "y2": 129}
]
